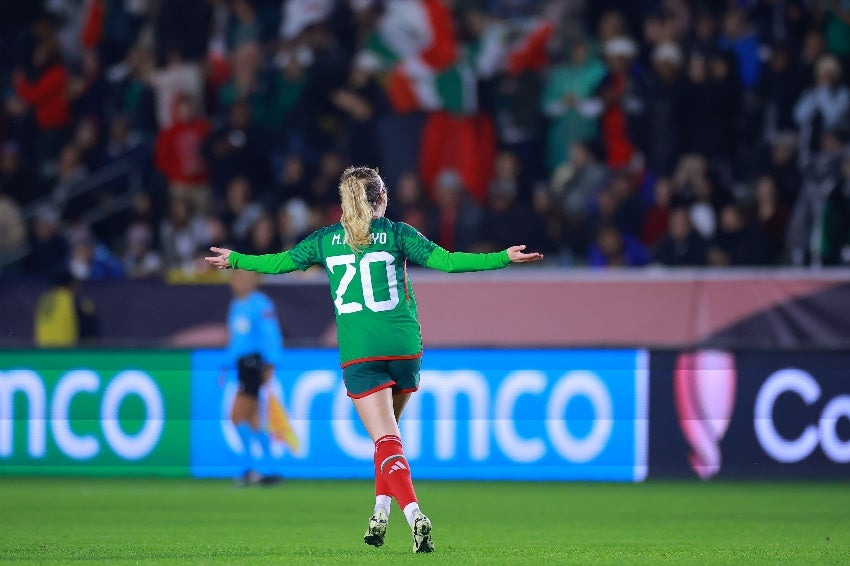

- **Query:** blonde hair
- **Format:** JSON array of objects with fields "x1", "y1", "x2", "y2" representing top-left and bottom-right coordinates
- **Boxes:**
[{"x1": 339, "y1": 166, "x2": 384, "y2": 252}]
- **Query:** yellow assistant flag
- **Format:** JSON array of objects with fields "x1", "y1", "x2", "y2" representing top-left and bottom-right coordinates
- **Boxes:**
[{"x1": 268, "y1": 392, "x2": 299, "y2": 452}]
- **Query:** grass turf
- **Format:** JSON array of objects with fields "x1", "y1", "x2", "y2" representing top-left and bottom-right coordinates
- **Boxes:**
[{"x1": 0, "y1": 479, "x2": 847, "y2": 565}]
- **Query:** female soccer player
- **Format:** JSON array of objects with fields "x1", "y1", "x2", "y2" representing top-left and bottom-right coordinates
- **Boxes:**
[{"x1": 205, "y1": 166, "x2": 542, "y2": 553}]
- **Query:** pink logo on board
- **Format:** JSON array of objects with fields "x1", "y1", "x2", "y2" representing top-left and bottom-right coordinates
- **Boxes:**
[{"x1": 674, "y1": 351, "x2": 737, "y2": 479}]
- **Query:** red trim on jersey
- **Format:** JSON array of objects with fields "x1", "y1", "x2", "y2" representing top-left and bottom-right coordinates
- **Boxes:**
[
  {"x1": 403, "y1": 259, "x2": 411, "y2": 305},
  {"x1": 392, "y1": 387, "x2": 419, "y2": 396},
  {"x1": 347, "y1": 381, "x2": 396, "y2": 399},
  {"x1": 340, "y1": 352, "x2": 423, "y2": 369}
]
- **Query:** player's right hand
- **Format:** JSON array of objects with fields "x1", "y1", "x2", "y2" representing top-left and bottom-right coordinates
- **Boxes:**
[
  {"x1": 205, "y1": 247, "x2": 233, "y2": 269},
  {"x1": 507, "y1": 245, "x2": 544, "y2": 263}
]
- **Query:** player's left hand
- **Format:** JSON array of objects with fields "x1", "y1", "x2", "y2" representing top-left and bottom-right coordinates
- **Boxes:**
[
  {"x1": 205, "y1": 247, "x2": 233, "y2": 269},
  {"x1": 507, "y1": 245, "x2": 544, "y2": 263}
]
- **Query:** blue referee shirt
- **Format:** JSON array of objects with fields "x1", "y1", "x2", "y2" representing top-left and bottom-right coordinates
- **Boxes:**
[{"x1": 226, "y1": 290, "x2": 283, "y2": 368}]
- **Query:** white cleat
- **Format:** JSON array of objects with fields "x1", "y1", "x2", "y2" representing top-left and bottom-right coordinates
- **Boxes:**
[
  {"x1": 363, "y1": 509, "x2": 388, "y2": 548},
  {"x1": 412, "y1": 512, "x2": 434, "y2": 553}
]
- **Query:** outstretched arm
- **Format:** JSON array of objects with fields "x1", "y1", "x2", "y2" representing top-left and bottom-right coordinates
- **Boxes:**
[
  {"x1": 204, "y1": 247, "x2": 301, "y2": 274},
  {"x1": 424, "y1": 245, "x2": 543, "y2": 273},
  {"x1": 398, "y1": 222, "x2": 542, "y2": 272}
]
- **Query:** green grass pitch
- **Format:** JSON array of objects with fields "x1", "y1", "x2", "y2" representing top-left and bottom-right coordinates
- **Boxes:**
[{"x1": 0, "y1": 478, "x2": 848, "y2": 565}]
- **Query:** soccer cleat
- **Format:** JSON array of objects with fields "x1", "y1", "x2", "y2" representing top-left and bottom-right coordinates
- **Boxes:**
[
  {"x1": 363, "y1": 509, "x2": 388, "y2": 547},
  {"x1": 234, "y1": 470, "x2": 261, "y2": 487},
  {"x1": 258, "y1": 474, "x2": 284, "y2": 486},
  {"x1": 412, "y1": 511, "x2": 434, "y2": 553}
]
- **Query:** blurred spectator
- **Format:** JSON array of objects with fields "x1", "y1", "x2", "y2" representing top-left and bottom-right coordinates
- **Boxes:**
[
  {"x1": 274, "y1": 154, "x2": 310, "y2": 205},
  {"x1": 123, "y1": 222, "x2": 164, "y2": 279},
  {"x1": 203, "y1": 99, "x2": 270, "y2": 196},
  {"x1": 823, "y1": 0, "x2": 850, "y2": 59},
  {"x1": 708, "y1": 203, "x2": 768, "y2": 266},
  {"x1": 754, "y1": 0, "x2": 808, "y2": 50},
  {"x1": 794, "y1": 55, "x2": 850, "y2": 162},
  {"x1": 13, "y1": 41, "x2": 72, "y2": 174},
  {"x1": 217, "y1": 42, "x2": 268, "y2": 126},
  {"x1": 244, "y1": 214, "x2": 277, "y2": 255},
  {"x1": 160, "y1": 199, "x2": 210, "y2": 271},
  {"x1": 34, "y1": 270, "x2": 99, "y2": 347},
  {"x1": 0, "y1": 142, "x2": 39, "y2": 205},
  {"x1": 277, "y1": 198, "x2": 311, "y2": 249},
  {"x1": 753, "y1": 175, "x2": 791, "y2": 264},
  {"x1": 331, "y1": 63, "x2": 388, "y2": 167},
  {"x1": 653, "y1": 207, "x2": 708, "y2": 266},
  {"x1": 68, "y1": 50, "x2": 108, "y2": 119},
  {"x1": 0, "y1": 183, "x2": 26, "y2": 257},
  {"x1": 108, "y1": 46, "x2": 158, "y2": 135},
  {"x1": 221, "y1": 176, "x2": 263, "y2": 246},
  {"x1": 758, "y1": 44, "x2": 805, "y2": 140},
  {"x1": 593, "y1": 171, "x2": 646, "y2": 237},
  {"x1": 486, "y1": 15, "x2": 546, "y2": 180},
  {"x1": 476, "y1": 152, "x2": 547, "y2": 252},
  {"x1": 150, "y1": 50, "x2": 204, "y2": 129},
  {"x1": 26, "y1": 206, "x2": 69, "y2": 278},
  {"x1": 154, "y1": 93, "x2": 211, "y2": 211},
  {"x1": 820, "y1": 153, "x2": 850, "y2": 265},
  {"x1": 427, "y1": 169, "x2": 481, "y2": 252},
  {"x1": 551, "y1": 141, "x2": 609, "y2": 217},
  {"x1": 638, "y1": 42, "x2": 686, "y2": 175},
  {"x1": 718, "y1": 8, "x2": 760, "y2": 90},
  {"x1": 105, "y1": 114, "x2": 147, "y2": 165},
  {"x1": 672, "y1": 154, "x2": 733, "y2": 240},
  {"x1": 154, "y1": 0, "x2": 212, "y2": 63},
  {"x1": 641, "y1": 177, "x2": 673, "y2": 248},
  {"x1": 67, "y1": 229, "x2": 124, "y2": 281},
  {"x1": 307, "y1": 151, "x2": 346, "y2": 222},
  {"x1": 800, "y1": 29, "x2": 828, "y2": 81},
  {"x1": 52, "y1": 145, "x2": 89, "y2": 216},
  {"x1": 764, "y1": 133, "x2": 802, "y2": 202},
  {"x1": 542, "y1": 38, "x2": 607, "y2": 171},
  {"x1": 387, "y1": 171, "x2": 430, "y2": 236},
  {"x1": 228, "y1": 0, "x2": 262, "y2": 49},
  {"x1": 72, "y1": 117, "x2": 105, "y2": 171},
  {"x1": 683, "y1": 52, "x2": 741, "y2": 168},
  {"x1": 688, "y1": 7, "x2": 719, "y2": 55},
  {"x1": 269, "y1": 45, "x2": 310, "y2": 147},
  {"x1": 786, "y1": 130, "x2": 845, "y2": 265},
  {"x1": 588, "y1": 224, "x2": 649, "y2": 268},
  {"x1": 593, "y1": 36, "x2": 639, "y2": 169}
]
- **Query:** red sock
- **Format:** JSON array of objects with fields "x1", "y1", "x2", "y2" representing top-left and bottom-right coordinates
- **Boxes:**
[
  {"x1": 374, "y1": 441, "x2": 391, "y2": 497},
  {"x1": 374, "y1": 434, "x2": 417, "y2": 509}
]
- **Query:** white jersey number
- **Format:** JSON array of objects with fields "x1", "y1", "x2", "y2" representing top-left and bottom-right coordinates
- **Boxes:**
[{"x1": 326, "y1": 252, "x2": 399, "y2": 314}]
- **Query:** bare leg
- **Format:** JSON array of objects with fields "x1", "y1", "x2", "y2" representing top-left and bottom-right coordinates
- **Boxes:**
[
  {"x1": 230, "y1": 393, "x2": 260, "y2": 429},
  {"x1": 352, "y1": 388, "x2": 400, "y2": 442},
  {"x1": 393, "y1": 392, "x2": 412, "y2": 423}
]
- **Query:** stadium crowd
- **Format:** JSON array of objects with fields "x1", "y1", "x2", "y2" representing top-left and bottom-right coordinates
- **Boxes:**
[{"x1": 0, "y1": 0, "x2": 849, "y2": 280}]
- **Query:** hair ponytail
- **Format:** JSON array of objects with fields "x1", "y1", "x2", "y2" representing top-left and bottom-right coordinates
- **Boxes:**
[
  {"x1": 339, "y1": 166, "x2": 387, "y2": 252},
  {"x1": 340, "y1": 174, "x2": 374, "y2": 253}
]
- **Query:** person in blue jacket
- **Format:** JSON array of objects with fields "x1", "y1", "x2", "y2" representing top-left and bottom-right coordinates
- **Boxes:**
[{"x1": 225, "y1": 269, "x2": 284, "y2": 486}]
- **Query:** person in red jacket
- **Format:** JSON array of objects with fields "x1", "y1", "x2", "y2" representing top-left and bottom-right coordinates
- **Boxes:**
[
  {"x1": 154, "y1": 93, "x2": 211, "y2": 212},
  {"x1": 13, "y1": 42, "x2": 72, "y2": 172}
]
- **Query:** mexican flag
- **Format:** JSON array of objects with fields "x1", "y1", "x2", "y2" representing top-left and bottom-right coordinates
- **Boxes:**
[{"x1": 357, "y1": 0, "x2": 476, "y2": 114}]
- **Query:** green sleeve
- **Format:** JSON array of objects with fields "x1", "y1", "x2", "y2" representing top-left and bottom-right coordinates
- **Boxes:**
[
  {"x1": 228, "y1": 230, "x2": 323, "y2": 273},
  {"x1": 396, "y1": 222, "x2": 510, "y2": 273},
  {"x1": 228, "y1": 251, "x2": 300, "y2": 274},
  {"x1": 424, "y1": 247, "x2": 511, "y2": 273}
]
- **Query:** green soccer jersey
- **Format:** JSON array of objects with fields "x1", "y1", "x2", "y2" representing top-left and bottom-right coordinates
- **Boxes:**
[{"x1": 228, "y1": 217, "x2": 510, "y2": 367}]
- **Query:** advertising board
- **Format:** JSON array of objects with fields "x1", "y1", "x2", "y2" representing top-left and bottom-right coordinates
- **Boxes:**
[
  {"x1": 191, "y1": 349, "x2": 648, "y2": 481},
  {"x1": 649, "y1": 350, "x2": 850, "y2": 478},
  {"x1": 0, "y1": 351, "x2": 191, "y2": 476}
]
